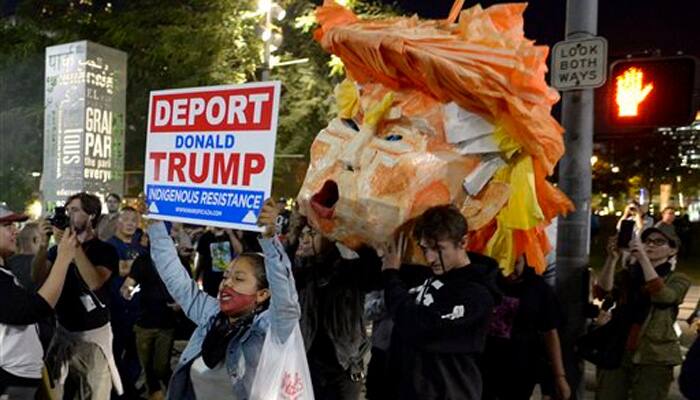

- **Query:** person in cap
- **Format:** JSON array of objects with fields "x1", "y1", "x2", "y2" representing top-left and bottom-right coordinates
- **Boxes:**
[
  {"x1": 593, "y1": 224, "x2": 691, "y2": 400},
  {"x1": 0, "y1": 204, "x2": 77, "y2": 399}
]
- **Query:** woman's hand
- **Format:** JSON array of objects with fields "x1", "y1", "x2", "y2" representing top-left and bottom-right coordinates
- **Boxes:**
[
  {"x1": 55, "y1": 228, "x2": 78, "y2": 265},
  {"x1": 629, "y1": 235, "x2": 648, "y2": 263},
  {"x1": 595, "y1": 309, "x2": 612, "y2": 327},
  {"x1": 606, "y1": 236, "x2": 620, "y2": 260},
  {"x1": 257, "y1": 198, "x2": 279, "y2": 238},
  {"x1": 555, "y1": 375, "x2": 571, "y2": 400},
  {"x1": 38, "y1": 218, "x2": 53, "y2": 248}
]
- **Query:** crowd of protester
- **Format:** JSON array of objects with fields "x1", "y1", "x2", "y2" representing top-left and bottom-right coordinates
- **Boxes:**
[{"x1": 0, "y1": 192, "x2": 698, "y2": 400}]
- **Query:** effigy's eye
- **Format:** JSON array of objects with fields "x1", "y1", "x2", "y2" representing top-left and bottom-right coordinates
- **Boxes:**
[
  {"x1": 384, "y1": 134, "x2": 403, "y2": 141},
  {"x1": 341, "y1": 118, "x2": 360, "y2": 131}
]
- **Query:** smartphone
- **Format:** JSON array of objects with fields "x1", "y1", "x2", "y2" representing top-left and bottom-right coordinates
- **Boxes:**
[{"x1": 617, "y1": 220, "x2": 635, "y2": 249}]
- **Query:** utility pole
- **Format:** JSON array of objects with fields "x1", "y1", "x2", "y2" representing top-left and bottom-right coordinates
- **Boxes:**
[{"x1": 556, "y1": 0, "x2": 598, "y2": 398}]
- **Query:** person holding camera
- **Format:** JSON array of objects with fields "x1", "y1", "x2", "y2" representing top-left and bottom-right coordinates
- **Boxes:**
[
  {"x1": 616, "y1": 201, "x2": 653, "y2": 238},
  {"x1": 0, "y1": 204, "x2": 76, "y2": 399},
  {"x1": 593, "y1": 225, "x2": 690, "y2": 400},
  {"x1": 32, "y1": 192, "x2": 123, "y2": 399}
]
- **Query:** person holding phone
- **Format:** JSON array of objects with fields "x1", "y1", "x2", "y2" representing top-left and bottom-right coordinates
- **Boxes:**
[
  {"x1": 616, "y1": 201, "x2": 653, "y2": 238},
  {"x1": 33, "y1": 192, "x2": 123, "y2": 399},
  {"x1": 593, "y1": 225, "x2": 690, "y2": 400}
]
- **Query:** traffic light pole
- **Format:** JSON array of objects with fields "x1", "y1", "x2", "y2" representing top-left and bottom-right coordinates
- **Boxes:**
[
  {"x1": 556, "y1": 0, "x2": 598, "y2": 398},
  {"x1": 262, "y1": 9, "x2": 272, "y2": 82}
]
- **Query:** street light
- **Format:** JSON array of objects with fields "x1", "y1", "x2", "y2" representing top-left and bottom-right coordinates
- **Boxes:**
[
  {"x1": 257, "y1": 0, "x2": 272, "y2": 13},
  {"x1": 259, "y1": 0, "x2": 286, "y2": 80},
  {"x1": 271, "y1": 3, "x2": 286, "y2": 21},
  {"x1": 259, "y1": 0, "x2": 283, "y2": 81},
  {"x1": 257, "y1": 0, "x2": 306, "y2": 81}
]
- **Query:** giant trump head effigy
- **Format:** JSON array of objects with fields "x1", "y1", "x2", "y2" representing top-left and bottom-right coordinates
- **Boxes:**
[{"x1": 296, "y1": 0, "x2": 574, "y2": 274}]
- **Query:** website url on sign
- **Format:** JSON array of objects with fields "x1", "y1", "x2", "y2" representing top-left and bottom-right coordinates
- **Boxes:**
[{"x1": 175, "y1": 207, "x2": 222, "y2": 217}]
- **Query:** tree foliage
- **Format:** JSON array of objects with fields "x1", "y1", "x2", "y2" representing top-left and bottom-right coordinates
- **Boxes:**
[{"x1": 0, "y1": 0, "x2": 400, "y2": 209}]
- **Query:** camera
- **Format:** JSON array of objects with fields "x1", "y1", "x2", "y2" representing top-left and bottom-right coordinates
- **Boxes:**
[{"x1": 48, "y1": 206, "x2": 70, "y2": 230}]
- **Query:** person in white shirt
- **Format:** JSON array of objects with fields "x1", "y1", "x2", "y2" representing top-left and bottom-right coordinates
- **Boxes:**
[{"x1": 0, "y1": 203, "x2": 75, "y2": 399}]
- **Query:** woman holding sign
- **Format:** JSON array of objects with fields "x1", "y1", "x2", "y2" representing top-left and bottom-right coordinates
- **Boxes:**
[{"x1": 147, "y1": 198, "x2": 308, "y2": 399}]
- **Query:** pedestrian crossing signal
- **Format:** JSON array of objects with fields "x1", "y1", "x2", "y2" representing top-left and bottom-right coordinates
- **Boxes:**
[
  {"x1": 615, "y1": 67, "x2": 654, "y2": 117},
  {"x1": 607, "y1": 56, "x2": 699, "y2": 129}
]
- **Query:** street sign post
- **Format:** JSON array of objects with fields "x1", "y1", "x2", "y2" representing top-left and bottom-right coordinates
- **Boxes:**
[
  {"x1": 551, "y1": 37, "x2": 608, "y2": 91},
  {"x1": 555, "y1": 2, "x2": 600, "y2": 398}
]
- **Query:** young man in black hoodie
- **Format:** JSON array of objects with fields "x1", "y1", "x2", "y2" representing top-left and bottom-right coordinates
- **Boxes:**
[{"x1": 381, "y1": 204, "x2": 500, "y2": 400}]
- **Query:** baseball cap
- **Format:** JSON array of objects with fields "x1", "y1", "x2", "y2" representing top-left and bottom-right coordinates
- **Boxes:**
[
  {"x1": 0, "y1": 203, "x2": 29, "y2": 224},
  {"x1": 641, "y1": 224, "x2": 681, "y2": 248}
]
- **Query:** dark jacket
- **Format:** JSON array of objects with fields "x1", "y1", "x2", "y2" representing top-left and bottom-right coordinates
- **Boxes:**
[
  {"x1": 384, "y1": 252, "x2": 501, "y2": 400},
  {"x1": 294, "y1": 245, "x2": 382, "y2": 374},
  {"x1": 680, "y1": 336, "x2": 700, "y2": 400}
]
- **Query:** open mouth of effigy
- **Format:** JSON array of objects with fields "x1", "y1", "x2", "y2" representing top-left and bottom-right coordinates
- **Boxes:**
[{"x1": 310, "y1": 180, "x2": 339, "y2": 219}]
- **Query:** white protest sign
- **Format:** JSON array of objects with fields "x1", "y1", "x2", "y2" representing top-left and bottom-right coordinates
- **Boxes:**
[{"x1": 144, "y1": 82, "x2": 281, "y2": 231}]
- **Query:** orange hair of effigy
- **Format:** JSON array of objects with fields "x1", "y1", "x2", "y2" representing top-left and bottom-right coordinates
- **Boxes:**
[{"x1": 314, "y1": 0, "x2": 565, "y2": 174}]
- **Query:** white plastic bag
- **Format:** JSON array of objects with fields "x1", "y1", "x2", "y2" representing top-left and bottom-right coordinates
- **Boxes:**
[{"x1": 250, "y1": 324, "x2": 314, "y2": 400}]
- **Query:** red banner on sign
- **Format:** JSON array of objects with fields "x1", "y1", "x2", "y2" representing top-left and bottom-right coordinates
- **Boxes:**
[{"x1": 149, "y1": 86, "x2": 275, "y2": 133}]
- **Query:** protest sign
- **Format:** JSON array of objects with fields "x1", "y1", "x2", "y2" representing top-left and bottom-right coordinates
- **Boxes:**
[{"x1": 144, "y1": 82, "x2": 281, "y2": 231}]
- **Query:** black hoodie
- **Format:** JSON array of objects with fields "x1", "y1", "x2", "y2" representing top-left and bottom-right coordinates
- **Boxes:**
[{"x1": 383, "y1": 252, "x2": 501, "y2": 400}]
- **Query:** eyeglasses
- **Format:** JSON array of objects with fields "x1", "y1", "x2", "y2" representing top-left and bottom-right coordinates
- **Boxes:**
[{"x1": 644, "y1": 238, "x2": 668, "y2": 246}]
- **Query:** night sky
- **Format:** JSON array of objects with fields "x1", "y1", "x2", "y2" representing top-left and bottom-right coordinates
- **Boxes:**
[{"x1": 390, "y1": 0, "x2": 700, "y2": 59}]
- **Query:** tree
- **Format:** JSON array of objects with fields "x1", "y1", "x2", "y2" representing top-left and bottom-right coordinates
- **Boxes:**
[
  {"x1": 1, "y1": 0, "x2": 263, "y2": 207},
  {"x1": 0, "y1": 20, "x2": 54, "y2": 210},
  {"x1": 0, "y1": 0, "x2": 399, "y2": 209}
]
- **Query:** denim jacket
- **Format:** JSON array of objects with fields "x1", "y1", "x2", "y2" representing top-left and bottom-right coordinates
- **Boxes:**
[{"x1": 148, "y1": 222, "x2": 301, "y2": 400}]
